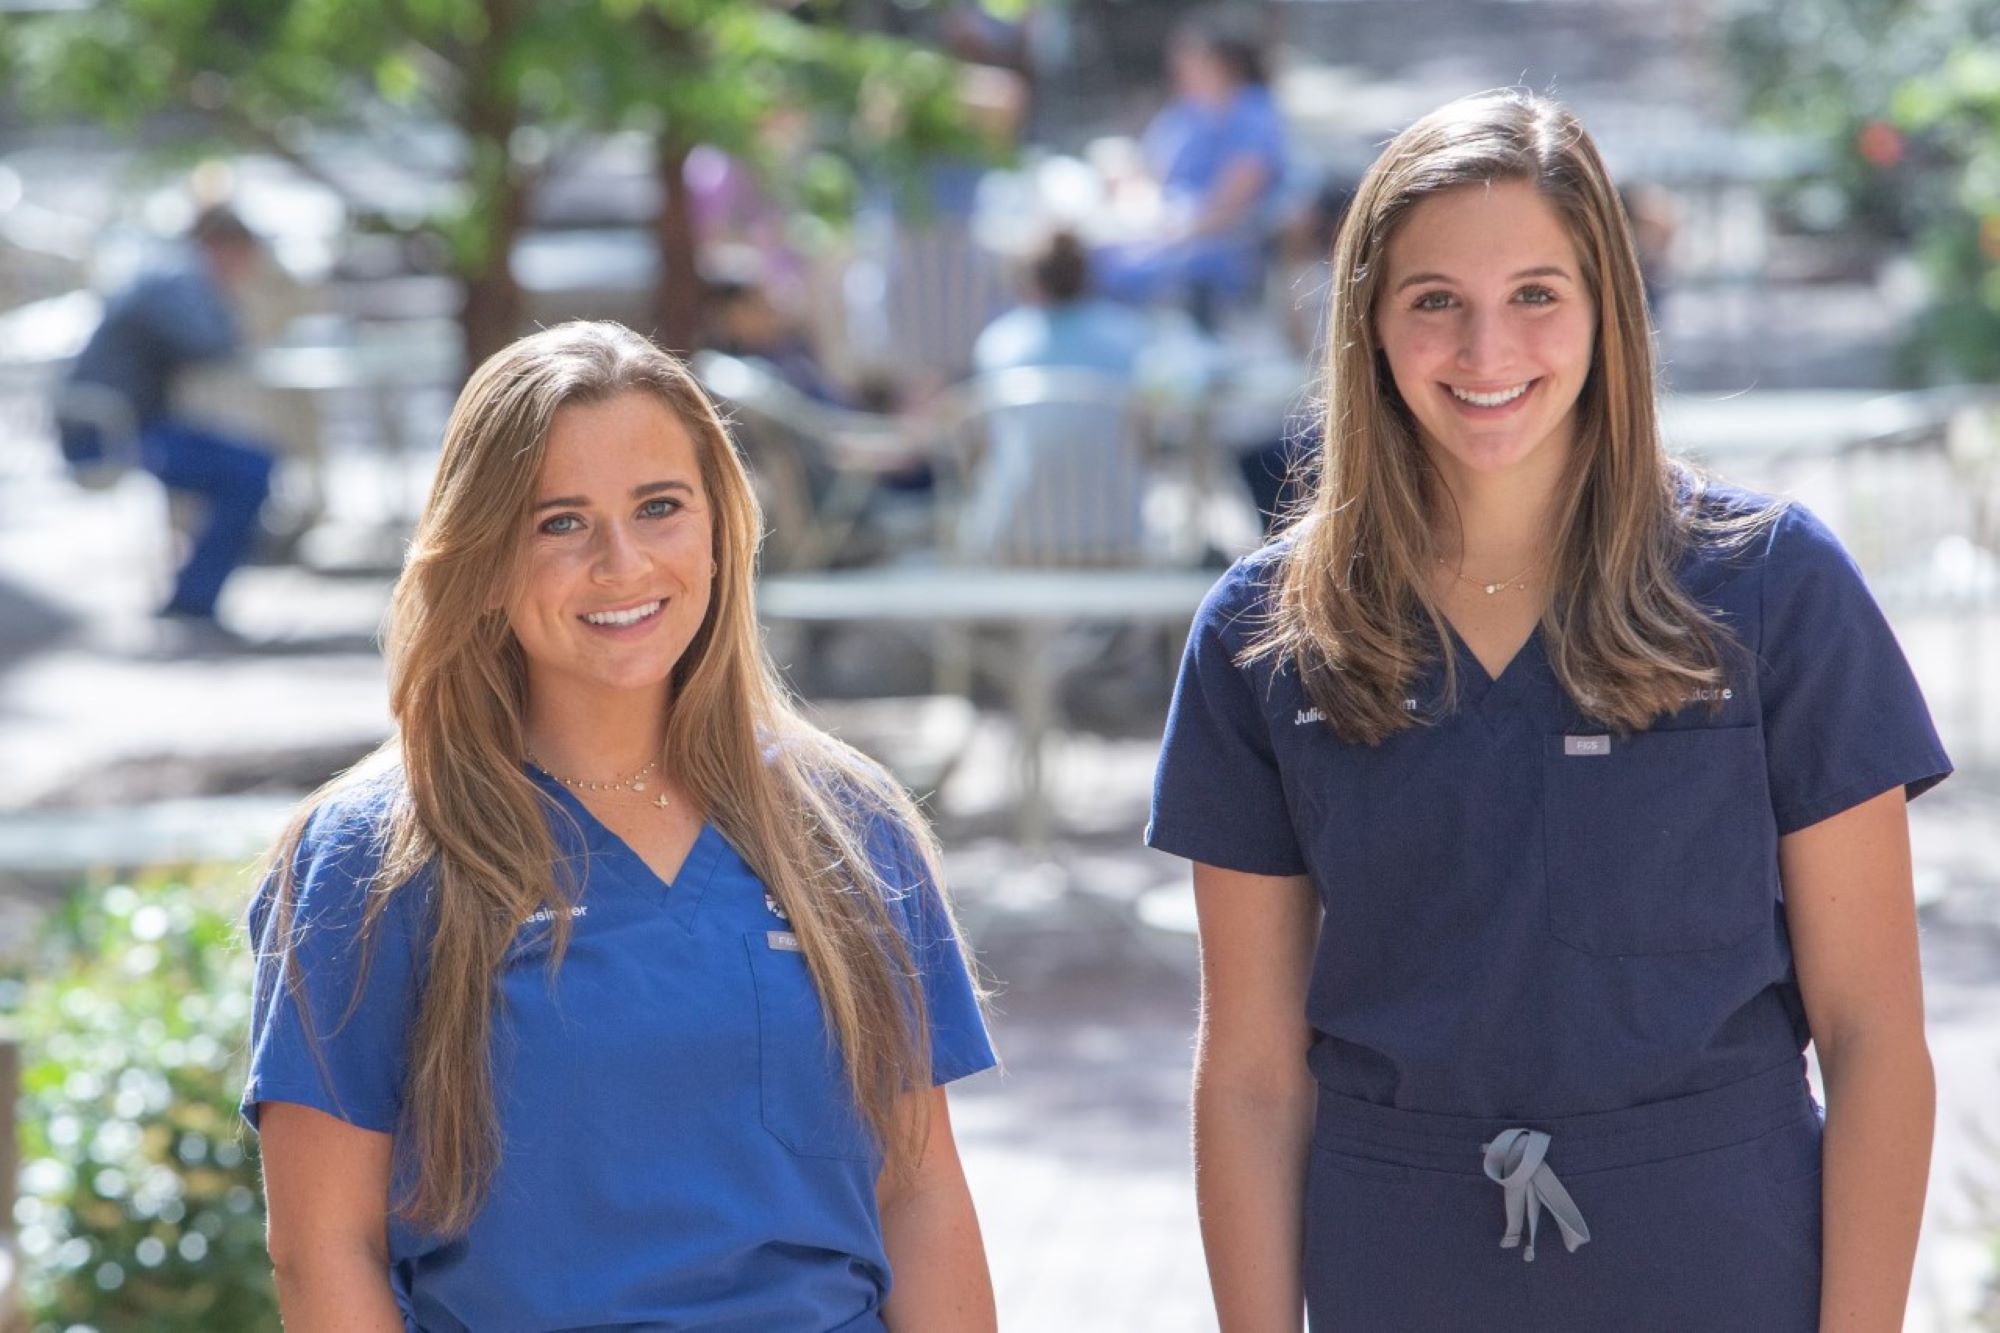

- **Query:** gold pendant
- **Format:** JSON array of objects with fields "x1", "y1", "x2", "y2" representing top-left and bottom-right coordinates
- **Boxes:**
[
  {"x1": 1485, "y1": 583, "x2": 1503, "y2": 595},
  {"x1": 631, "y1": 780, "x2": 646, "y2": 792}
]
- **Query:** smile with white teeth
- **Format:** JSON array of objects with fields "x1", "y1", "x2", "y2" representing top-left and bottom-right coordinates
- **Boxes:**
[
  {"x1": 583, "y1": 600, "x2": 661, "y2": 627},
  {"x1": 1449, "y1": 382, "x2": 1532, "y2": 408}
]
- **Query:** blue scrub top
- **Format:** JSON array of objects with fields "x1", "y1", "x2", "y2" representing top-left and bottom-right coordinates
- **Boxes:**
[
  {"x1": 245, "y1": 768, "x2": 995, "y2": 1332},
  {"x1": 1148, "y1": 491, "x2": 1951, "y2": 1120},
  {"x1": 1143, "y1": 85, "x2": 1288, "y2": 221}
]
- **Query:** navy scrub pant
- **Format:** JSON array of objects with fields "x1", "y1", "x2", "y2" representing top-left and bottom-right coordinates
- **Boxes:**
[
  {"x1": 1303, "y1": 1063, "x2": 1823, "y2": 1331},
  {"x1": 140, "y1": 419, "x2": 275, "y2": 619}
]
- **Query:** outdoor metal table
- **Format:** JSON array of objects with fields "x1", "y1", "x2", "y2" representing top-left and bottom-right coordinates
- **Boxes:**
[{"x1": 757, "y1": 566, "x2": 1219, "y2": 847}]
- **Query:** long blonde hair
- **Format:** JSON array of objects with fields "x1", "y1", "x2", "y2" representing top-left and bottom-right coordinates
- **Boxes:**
[
  {"x1": 1250, "y1": 90, "x2": 1773, "y2": 743},
  {"x1": 255, "y1": 321, "x2": 963, "y2": 1235}
]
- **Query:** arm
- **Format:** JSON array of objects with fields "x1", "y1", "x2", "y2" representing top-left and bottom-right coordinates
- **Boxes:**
[
  {"x1": 1186, "y1": 157, "x2": 1275, "y2": 240},
  {"x1": 259, "y1": 1101, "x2": 405, "y2": 1331},
  {"x1": 1780, "y1": 786, "x2": 1934, "y2": 1333},
  {"x1": 878, "y1": 1085, "x2": 996, "y2": 1332},
  {"x1": 1191, "y1": 862, "x2": 1320, "y2": 1332}
]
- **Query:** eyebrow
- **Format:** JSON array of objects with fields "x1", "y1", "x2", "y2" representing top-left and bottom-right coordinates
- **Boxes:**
[
  {"x1": 531, "y1": 479, "x2": 694, "y2": 513},
  {"x1": 1393, "y1": 265, "x2": 1574, "y2": 293}
]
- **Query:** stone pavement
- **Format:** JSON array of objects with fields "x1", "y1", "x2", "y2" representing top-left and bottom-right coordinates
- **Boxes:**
[{"x1": 2, "y1": 448, "x2": 1998, "y2": 1329}]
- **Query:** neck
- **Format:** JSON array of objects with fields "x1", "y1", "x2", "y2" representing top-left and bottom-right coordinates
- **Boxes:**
[
  {"x1": 1428, "y1": 443, "x2": 1571, "y2": 577},
  {"x1": 522, "y1": 675, "x2": 672, "y2": 784}
]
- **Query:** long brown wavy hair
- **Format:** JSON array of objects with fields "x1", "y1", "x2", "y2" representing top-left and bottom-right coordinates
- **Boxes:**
[
  {"x1": 1249, "y1": 89, "x2": 1775, "y2": 743},
  {"x1": 255, "y1": 321, "x2": 968, "y2": 1236}
]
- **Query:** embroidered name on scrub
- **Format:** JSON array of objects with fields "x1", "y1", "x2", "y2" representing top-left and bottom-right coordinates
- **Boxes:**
[
  {"x1": 767, "y1": 930, "x2": 801, "y2": 952},
  {"x1": 521, "y1": 904, "x2": 589, "y2": 925},
  {"x1": 1296, "y1": 699, "x2": 1419, "y2": 726},
  {"x1": 1563, "y1": 735, "x2": 1611, "y2": 757}
]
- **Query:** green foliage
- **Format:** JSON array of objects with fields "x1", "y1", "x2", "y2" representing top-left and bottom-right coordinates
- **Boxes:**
[
  {"x1": 12, "y1": 0, "x2": 1008, "y2": 354},
  {"x1": 1722, "y1": 0, "x2": 2000, "y2": 382},
  {"x1": 8, "y1": 872, "x2": 274, "y2": 1333}
]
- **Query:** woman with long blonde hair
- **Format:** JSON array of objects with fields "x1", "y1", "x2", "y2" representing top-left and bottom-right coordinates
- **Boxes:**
[
  {"x1": 245, "y1": 321, "x2": 996, "y2": 1330},
  {"x1": 1149, "y1": 91, "x2": 1948, "y2": 1329}
]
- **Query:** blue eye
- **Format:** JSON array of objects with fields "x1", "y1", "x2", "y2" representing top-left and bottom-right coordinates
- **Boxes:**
[
  {"x1": 1413, "y1": 290, "x2": 1455, "y2": 311},
  {"x1": 640, "y1": 496, "x2": 681, "y2": 519},
  {"x1": 1516, "y1": 286, "x2": 1557, "y2": 306},
  {"x1": 539, "y1": 513, "x2": 582, "y2": 536}
]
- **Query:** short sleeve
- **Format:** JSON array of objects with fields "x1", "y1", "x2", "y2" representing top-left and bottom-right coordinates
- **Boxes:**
[
  {"x1": 242, "y1": 789, "x2": 427, "y2": 1134},
  {"x1": 1146, "y1": 558, "x2": 1308, "y2": 875},
  {"x1": 1757, "y1": 504, "x2": 1952, "y2": 835},
  {"x1": 1229, "y1": 92, "x2": 1288, "y2": 181},
  {"x1": 869, "y1": 817, "x2": 996, "y2": 1086}
]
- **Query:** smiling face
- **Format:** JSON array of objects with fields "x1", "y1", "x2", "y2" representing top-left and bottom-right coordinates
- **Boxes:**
[
  {"x1": 1374, "y1": 179, "x2": 1597, "y2": 488},
  {"x1": 503, "y1": 391, "x2": 715, "y2": 708}
]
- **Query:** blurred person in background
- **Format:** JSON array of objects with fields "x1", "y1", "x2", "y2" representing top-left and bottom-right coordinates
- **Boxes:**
[
  {"x1": 962, "y1": 229, "x2": 1153, "y2": 564},
  {"x1": 244, "y1": 322, "x2": 996, "y2": 1331},
  {"x1": 1095, "y1": 6, "x2": 1289, "y2": 329},
  {"x1": 56, "y1": 204, "x2": 275, "y2": 626},
  {"x1": 704, "y1": 274, "x2": 851, "y2": 406},
  {"x1": 1151, "y1": 91, "x2": 1944, "y2": 1329},
  {"x1": 1621, "y1": 182, "x2": 1679, "y2": 321},
  {"x1": 973, "y1": 228, "x2": 1150, "y2": 379}
]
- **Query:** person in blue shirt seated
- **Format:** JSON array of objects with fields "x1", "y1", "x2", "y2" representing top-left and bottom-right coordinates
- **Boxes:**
[
  {"x1": 244, "y1": 321, "x2": 999, "y2": 1331},
  {"x1": 1094, "y1": 7, "x2": 1289, "y2": 328},
  {"x1": 57, "y1": 205, "x2": 276, "y2": 624},
  {"x1": 974, "y1": 229, "x2": 1150, "y2": 380},
  {"x1": 961, "y1": 231, "x2": 1155, "y2": 565}
]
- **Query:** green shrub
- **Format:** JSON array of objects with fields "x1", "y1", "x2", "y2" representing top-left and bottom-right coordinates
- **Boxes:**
[{"x1": 9, "y1": 870, "x2": 277, "y2": 1332}]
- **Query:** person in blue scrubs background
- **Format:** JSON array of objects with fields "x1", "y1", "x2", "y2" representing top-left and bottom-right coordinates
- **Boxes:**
[
  {"x1": 1149, "y1": 92, "x2": 1947, "y2": 1331},
  {"x1": 245, "y1": 321, "x2": 997, "y2": 1331},
  {"x1": 1095, "y1": 7, "x2": 1289, "y2": 329}
]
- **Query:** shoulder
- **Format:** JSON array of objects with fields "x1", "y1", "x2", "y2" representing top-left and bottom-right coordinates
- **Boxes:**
[
  {"x1": 1196, "y1": 538, "x2": 1293, "y2": 649},
  {"x1": 1682, "y1": 478, "x2": 1857, "y2": 589},
  {"x1": 133, "y1": 261, "x2": 215, "y2": 305},
  {"x1": 300, "y1": 767, "x2": 403, "y2": 861},
  {"x1": 974, "y1": 307, "x2": 1042, "y2": 364},
  {"x1": 265, "y1": 765, "x2": 415, "y2": 930},
  {"x1": 1082, "y1": 299, "x2": 1151, "y2": 344},
  {"x1": 1669, "y1": 475, "x2": 1794, "y2": 594},
  {"x1": 1229, "y1": 87, "x2": 1286, "y2": 136}
]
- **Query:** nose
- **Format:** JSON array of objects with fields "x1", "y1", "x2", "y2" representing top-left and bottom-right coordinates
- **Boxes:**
[
  {"x1": 590, "y1": 519, "x2": 648, "y2": 582},
  {"x1": 1455, "y1": 306, "x2": 1514, "y2": 375}
]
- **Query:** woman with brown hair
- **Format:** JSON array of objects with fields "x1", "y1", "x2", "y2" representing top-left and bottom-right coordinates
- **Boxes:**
[
  {"x1": 1149, "y1": 91, "x2": 1947, "y2": 1329},
  {"x1": 244, "y1": 321, "x2": 996, "y2": 1330}
]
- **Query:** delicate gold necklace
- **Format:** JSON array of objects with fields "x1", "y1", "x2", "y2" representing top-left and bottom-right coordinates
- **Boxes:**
[
  {"x1": 526, "y1": 752, "x2": 671, "y2": 809},
  {"x1": 1438, "y1": 554, "x2": 1541, "y2": 597}
]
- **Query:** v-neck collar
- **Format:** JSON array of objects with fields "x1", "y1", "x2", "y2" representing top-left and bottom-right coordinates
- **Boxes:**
[
  {"x1": 1442, "y1": 620, "x2": 1544, "y2": 721},
  {"x1": 528, "y1": 769, "x2": 720, "y2": 933}
]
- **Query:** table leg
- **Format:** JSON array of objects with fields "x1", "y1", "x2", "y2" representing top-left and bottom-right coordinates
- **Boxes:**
[{"x1": 1011, "y1": 620, "x2": 1054, "y2": 850}]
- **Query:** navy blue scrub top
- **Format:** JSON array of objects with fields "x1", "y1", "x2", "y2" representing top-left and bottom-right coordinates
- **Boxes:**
[
  {"x1": 1148, "y1": 494, "x2": 1951, "y2": 1120},
  {"x1": 244, "y1": 767, "x2": 995, "y2": 1333}
]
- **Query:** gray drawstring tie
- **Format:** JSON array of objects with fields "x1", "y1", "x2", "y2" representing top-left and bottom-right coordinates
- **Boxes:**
[{"x1": 1481, "y1": 1129, "x2": 1591, "y2": 1262}]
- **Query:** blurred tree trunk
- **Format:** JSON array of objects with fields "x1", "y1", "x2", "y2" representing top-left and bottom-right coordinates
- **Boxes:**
[
  {"x1": 652, "y1": 137, "x2": 701, "y2": 355},
  {"x1": 458, "y1": 0, "x2": 529, "y2": 372}
]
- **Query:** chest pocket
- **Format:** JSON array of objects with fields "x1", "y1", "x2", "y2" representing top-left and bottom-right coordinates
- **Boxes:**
[
  {"x1": 743, "y1": 932, "x2": 874, "y2": 1161},
  {"x1": 1542, "y1": 725, "x2": 1777, "y2": 956}
]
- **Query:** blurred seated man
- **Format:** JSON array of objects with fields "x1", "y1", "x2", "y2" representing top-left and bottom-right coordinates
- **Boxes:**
[
  {"x1": 964, "y1": 231, "x2": 1152, "y2": 565},
  {"x1": 703, "y1": 276, "x2": 849, "y2": 407},
  {"x1": 975, "y1": 229, "x2": 1150, "y2": 380},
  {"x1": 57, "y1": 205, "x2": 275, "y2": 625}
]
